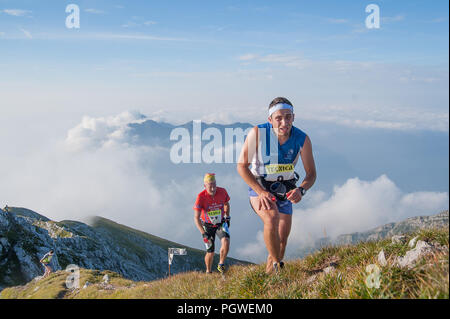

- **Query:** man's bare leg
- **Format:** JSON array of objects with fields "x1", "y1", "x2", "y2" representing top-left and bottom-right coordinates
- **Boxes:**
[
  {"x1": 205, "y1": 252, "x2": 214, "y2": 273},
  {"x1": 278, "y1": 213, "x2": 292, "y2": 262},
  {"x1": 43, "y1": 265, "x2": 51, "y2": 278},
  {"x1": 219, "y1": 238, "x2": 229, "y2": 265},
  {"x1": 250, "y1": 197, "x2": 281, "y2": 273}
]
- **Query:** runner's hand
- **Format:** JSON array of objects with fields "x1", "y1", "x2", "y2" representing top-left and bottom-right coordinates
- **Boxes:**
[
  {"x1": 286, "y1": 188, "x2": 302, "y2": 204},
  {"x1": 258, "y1": 191, "x2": 276, "y2": 210},
  {"x1": 202, "y1": 233, "x2": 209, "y2": 243}
]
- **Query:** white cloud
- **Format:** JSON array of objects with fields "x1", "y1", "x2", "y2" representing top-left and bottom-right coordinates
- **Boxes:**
[
  {"x1": 430, "y1": 17, "x2": 446, "y2": 23},
  {"x1": 382, "y1": 14, "x2": 405, "y2": 23},
  {"x1": 237, "y1": 53, "x2": 310, "y2": 69},
  {"x1": 326, "y1": 18, "x2": 349, "y2": 24},
  {"x1": 122, "y1": 20, "x2": 157, "y2": 28},
  {"x1": 85, "y1": 8, "x2": 106, "y2": 14},
  {"x1": 237, "y1": 231, "x2": 266, "y2": 259},
  {"x1": 2, "y1": 9, "x2": 31, "y2": 16},
  {"x1": 0, "y1": 111, "x2": 259, "y2": 257},
  {"x1": 1, "y1": 116, "x2": 198, "y2": 246},
  {"x1": 19, "y1": 28, "x2": 32, "y2": 39},
  {"x1": 89, "y1": 32, "x2": 188, "y2": 41},
  {"x1": 228, "y1": 58, "x2": 448, "y2": 132},
  {"x1": 238, "y1": 54, "x2": 258, "y2": 61},
  {"x1": 291, "y1": 174, "x2": 448, "y2": 241},
  {"x1": 298, "y1": 104, "x2": 449, "y2": 132},
  {"x1": 65, "y1": 111, "x2": 147, "y2": 152},
  {"x1": 237, "y1": 175, "x2": 449, "y2": 262},
  {"x1": 258, "y1": 54, "x2": 310, "y2": 69}
]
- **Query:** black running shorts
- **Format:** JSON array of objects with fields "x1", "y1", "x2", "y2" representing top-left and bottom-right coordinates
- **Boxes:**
[{"x1": 202, "y1": 223, "x2": 230, "y2": 253}]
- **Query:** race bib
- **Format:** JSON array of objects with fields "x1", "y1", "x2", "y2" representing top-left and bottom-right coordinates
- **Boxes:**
[
  {"x1": 264, "y1": 163, "x2": 295, "y2": 181},
  {"x1": 207, "y1": 209, "x2": 222, "y2": 225}
]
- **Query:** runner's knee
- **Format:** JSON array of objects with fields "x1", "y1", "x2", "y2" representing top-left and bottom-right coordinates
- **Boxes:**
[
  {"x1": 221, "y1": 238, "x2": 230, "y2": 247},
  {"x1": 263, "y1": 210, "x2": 279, "y2": 227},
  {"x1": 280, "y1": 237, "x2": 288, "y2": 246}
]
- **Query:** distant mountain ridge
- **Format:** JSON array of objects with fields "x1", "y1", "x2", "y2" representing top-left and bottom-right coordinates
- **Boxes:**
[
  {"x1": 336, "y1": 210, "x2": 449, "y2": 245},
  {"x1": 0, "y1": 206, "x2": 249, "y2": 291},
  {"x1": 292, "y1": 210, "x2": 449, "y2": 258},
  {"x1": 127, "y1": 119, "x2": 253, "y2": 147}
]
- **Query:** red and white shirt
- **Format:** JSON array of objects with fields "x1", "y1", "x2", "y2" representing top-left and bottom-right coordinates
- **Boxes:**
[{"x1": 193, "y1": 187, "x2": 230, "y2": 225}]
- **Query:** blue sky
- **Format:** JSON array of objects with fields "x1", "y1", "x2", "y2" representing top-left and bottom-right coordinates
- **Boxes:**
[
  {"x1": 1, "y1": 1, "x2": 448, "y2": 131},
  {"x1": 1, "y1": 1, "x2": 448, "y2": 67}
]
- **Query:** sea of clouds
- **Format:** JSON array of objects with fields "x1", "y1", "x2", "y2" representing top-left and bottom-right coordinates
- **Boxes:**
[{"x1": 1, "y1": 110, "x2": 448, "y2": 263}]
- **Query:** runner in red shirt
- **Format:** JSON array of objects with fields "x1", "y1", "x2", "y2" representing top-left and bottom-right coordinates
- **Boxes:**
[{"x1": 193, "y1": 173, "x2": 231, "y2": 274}]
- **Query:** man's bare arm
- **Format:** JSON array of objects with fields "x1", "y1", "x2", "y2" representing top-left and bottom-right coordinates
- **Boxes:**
[
  {"x1": 223, "y1": 202, "x2": 230, "y2": 218},
  {"x1": 193, "y1": 210, "x2": 205, "y2": 235},
  {"x1": 299, "y1": 135, "x2": 317, "y2": 190},
  {"x1": 237, "y1": 126, "x2": 274, "y2": 210}
]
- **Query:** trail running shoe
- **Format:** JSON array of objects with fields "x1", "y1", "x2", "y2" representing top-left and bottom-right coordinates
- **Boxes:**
[
  {"x1": 273, "y1": 262, "x2": 279, "y2": 274},
  {"x1": 217, "y1": 264, "x2": 226, "y2": 274}
]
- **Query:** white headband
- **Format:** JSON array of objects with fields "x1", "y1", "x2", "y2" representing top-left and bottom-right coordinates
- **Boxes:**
[{"x1": 268, "y1": 103, "x2": 293, "y2": 117}]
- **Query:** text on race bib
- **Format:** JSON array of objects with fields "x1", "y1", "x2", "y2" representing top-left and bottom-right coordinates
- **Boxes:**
[
  {"x1": 264, "y1": 163, "x2": 294, "y2": 175},
  {"x1": 207, "y1": 209, "x2": 222, "y2": 224}
]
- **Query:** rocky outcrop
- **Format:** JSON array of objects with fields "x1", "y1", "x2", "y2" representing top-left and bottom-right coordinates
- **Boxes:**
[
  {"x1": 375, "y1": 237, "x2": 447, "y2": 269},
  {"x1": 337, "y1": 211, "x2": 449, "y2": 245},
  {"x1": 391, "y1": 235, "x2": 407, "y2": 244},
  {"x1": 377, "y1": 250, "x2": 387, "y2": 266},
  {"x1": 395, "y1": 240, "x2": 444, "y2": 269}
]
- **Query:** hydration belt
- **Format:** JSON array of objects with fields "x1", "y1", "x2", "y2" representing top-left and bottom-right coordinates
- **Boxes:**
[{"x1": 256, "y1": 172, "x2": 300, "y2": 201}]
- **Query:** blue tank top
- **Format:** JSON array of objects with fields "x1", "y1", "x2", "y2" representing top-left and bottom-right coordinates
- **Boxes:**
[{"x1": 250, "y1": 122, "x2": 307, "y2": 181}]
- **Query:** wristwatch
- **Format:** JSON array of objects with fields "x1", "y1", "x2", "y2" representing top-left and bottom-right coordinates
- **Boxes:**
[{"x1": 298, "y1": 187, "x2": 307, "y2": 196}]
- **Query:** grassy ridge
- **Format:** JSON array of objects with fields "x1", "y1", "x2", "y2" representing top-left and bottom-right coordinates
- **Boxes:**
[{"x1": 1, "y1": 228, "x2": 448, "y2": 299}]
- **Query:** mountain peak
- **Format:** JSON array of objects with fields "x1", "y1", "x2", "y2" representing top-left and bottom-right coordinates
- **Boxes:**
[{"x1": 2, "y1": 206, "x2": 50, "y2": 222}]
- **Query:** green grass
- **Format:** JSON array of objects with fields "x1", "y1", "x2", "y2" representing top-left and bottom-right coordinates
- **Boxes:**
[{"x1": 1, "y1": 228, "x2": 448, "y2": 299}]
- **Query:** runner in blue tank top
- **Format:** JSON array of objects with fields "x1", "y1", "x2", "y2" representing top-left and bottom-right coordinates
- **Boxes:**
[{"x1": 237, "y1": 97, "x2": 317, "y2": 274}]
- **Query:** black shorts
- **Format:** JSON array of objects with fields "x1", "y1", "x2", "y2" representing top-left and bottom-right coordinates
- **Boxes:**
[{"x1": 202, "y1": 223, "x2": 230, "y2": 253}]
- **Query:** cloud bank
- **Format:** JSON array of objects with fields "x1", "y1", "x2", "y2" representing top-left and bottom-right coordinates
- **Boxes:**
[
  {"x1": 1, "y1": 111, "x2": 448, "y2": 263},
  {"x1": 65, "y1": 111, "x2": 147, "y2": 152}
]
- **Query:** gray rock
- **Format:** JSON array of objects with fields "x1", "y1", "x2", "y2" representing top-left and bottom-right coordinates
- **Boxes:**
[
  {"x1": 102, "y1": 274, "x2": 109, "y2": 284},
  {"x1": 377, "y1": 250, "x2": 387, "y2": 266},
  {"x1": 408, "y1": 236, "x2": 419, "y2": 248},
  {"x1": 323, "y1": 266, "x2": 335, "y2": 275},
  {"x1": 100, "y1": 283, "x2": 115, "y2": 290},
  {"x1": 395, "y1": 240, "x2": 436, "y2": 269},
  {"x1": 306, "y1": 275, "x2": 317, "y2": 284},
  {"x1": 391, "y1": 235, "x2": 407, "y2": 244}
]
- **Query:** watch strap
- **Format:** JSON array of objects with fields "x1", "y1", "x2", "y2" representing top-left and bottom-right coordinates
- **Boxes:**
[{"x1": 298, "y1": 187, "x2": 306, "y2": 196}]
